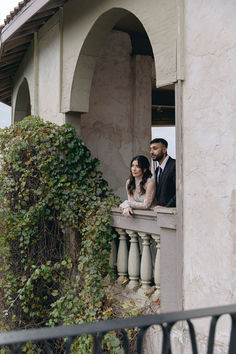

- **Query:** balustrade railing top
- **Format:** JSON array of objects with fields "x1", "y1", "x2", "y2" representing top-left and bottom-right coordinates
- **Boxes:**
[
  {"x1": 110, "y1": 207, "x2": 177, "y2": 234},
  {"x1": 110, "y1": 207, "x2": 159, "y2": 234}
]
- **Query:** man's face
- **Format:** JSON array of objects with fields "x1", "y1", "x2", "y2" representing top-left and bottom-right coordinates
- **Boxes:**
[{"x1": 150, "y1": 143, "x2": 167, "y2": 162}]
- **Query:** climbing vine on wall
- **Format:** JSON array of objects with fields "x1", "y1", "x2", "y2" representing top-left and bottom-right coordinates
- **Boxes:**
[{"x1": 0, "y1": 116, "x2": 119, "y2": 352}]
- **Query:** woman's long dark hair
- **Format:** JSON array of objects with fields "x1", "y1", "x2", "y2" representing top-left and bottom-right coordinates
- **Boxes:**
[{"x1": 127, "y1": 155, "x2": 152, "y2": 196}]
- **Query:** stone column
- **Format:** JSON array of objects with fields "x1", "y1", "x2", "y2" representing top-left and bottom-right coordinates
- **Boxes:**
[
  {"x1": 109, "y1": 234, "x2": 117, "y2": 273},
  {"x1": 116, "y1": 228, "x2": 128, "y2": 281},
  {"x1": 132, "y1": 55, "x2": 152, "y2": 156},
  {"x1": 138, "y1": 232, "x2": 153, "y2": 291},
  {"x1": 126, "y1": 229, "x2": 140, "y2": 289},
  {"x1": 151, "y1": 233, "x2": 160, "y2": 298}
]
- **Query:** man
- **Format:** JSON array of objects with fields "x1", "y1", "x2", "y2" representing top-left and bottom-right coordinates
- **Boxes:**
[{"x1": 150, "y1": 138, "x2": 176, "y2": 207}]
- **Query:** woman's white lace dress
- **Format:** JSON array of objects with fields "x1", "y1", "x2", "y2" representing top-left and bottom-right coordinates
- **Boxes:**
[{"x1": 120, "y1": 177, "x2": 156, "y2": 212}]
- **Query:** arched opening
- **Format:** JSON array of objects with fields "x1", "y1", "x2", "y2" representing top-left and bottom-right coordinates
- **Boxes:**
[
  {"x1": 69, "y1": 10, "x2": 176, "y2": 200},
  {"x1": 14, "y1": 79, "x2": 31, "y2": 123}
]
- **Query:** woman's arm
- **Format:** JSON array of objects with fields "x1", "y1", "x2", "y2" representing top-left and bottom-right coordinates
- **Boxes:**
[{"x1": 119, "y1": 180, "x2": 133, "y2": 217}]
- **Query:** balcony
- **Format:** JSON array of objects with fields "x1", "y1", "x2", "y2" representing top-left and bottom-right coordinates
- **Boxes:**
[{"x1": 110, "y1": 207, "x2": 178, "y2": 311}]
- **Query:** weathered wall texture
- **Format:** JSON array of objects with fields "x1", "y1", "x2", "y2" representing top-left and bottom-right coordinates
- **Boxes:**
[
  {"x1": 183, "y1": 0, "x2": 236, "y2": 347},
  {"x1": 80, "y1": 31, "x2": 152, "y2": 199}
]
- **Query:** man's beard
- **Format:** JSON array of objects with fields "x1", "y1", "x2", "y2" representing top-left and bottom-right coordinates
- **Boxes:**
[{"x1": 153, "y1": 152, "x2": 164, "y2": 162}]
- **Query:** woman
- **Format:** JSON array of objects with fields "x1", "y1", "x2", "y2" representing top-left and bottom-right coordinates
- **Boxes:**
[{"x1": 119, "y1": 155, "x2": 156, "y2": 217}]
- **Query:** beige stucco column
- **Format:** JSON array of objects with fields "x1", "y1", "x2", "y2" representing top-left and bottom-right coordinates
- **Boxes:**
[{"x1": 132, "y1": 55, "x2": 152, "y2": 157}]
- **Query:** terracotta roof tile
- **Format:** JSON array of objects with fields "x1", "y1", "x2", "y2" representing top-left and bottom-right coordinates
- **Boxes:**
[{"x1": 1, "y1": 0, "x2": 31, "y2": 29}]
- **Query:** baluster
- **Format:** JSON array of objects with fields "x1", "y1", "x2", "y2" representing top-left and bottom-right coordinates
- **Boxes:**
[
  {"x1": 109, "y1": 234, "x2": 117, "y2": 273},
  {"x1": 151, "y1": 233, "x2": 160, "y2": 298},
  {"x1": 116, "y1": 228, "x2": 128, "y2": 281},
  {"x1": 126, "y1": 229, "x2": 140, "y2": 289},
  {"x1": 138, "y1": 232, "x2": 152, "y2": 291}
]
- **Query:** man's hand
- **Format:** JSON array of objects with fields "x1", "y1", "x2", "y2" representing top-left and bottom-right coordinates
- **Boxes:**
[{"x1": 153, "y1": 205, "x2": 165, "y2": 211}]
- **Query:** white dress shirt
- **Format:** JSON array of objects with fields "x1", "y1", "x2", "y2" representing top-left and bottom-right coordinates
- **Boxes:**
[{"x1": 157, "y1": 155, "x2": 169, "y2": 178}]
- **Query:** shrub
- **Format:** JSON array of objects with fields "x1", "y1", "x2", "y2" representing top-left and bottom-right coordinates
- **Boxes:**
[{"x1": 0, "y1": 116, "x2": 118, "y2": 352}]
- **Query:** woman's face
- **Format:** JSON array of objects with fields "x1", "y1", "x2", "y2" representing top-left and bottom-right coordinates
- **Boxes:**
[{"x1": 131, "y1": 160, "x2": 143, "y2": 179}]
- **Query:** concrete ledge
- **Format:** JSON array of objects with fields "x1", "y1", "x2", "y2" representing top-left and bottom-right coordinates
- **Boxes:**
[
  {"x1": 110, "y1": 207, "x2": 159, "y2": 234},
  {"x1": 110, "y1": 207, "x2": 177, "y2": 233},
  {"x1": 154, "y1": 207, "x2": 177, "y2": 230}
]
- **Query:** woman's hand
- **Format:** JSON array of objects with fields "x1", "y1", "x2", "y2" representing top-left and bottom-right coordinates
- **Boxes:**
[
  {"x1": 122, "y1": 207, "x2": 133, "y2": 218},
  {"x1": 119, "y1": 200, "x2": 133, "y2": 217}
]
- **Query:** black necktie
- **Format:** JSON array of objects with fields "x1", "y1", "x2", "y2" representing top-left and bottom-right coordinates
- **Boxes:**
[{"x1": 158, "y1": 167, "x2": 162, "y2": 184}]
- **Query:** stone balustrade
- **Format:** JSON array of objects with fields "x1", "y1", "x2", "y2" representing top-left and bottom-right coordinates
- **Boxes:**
[{"x1": 110, "y1": 207, "x2": 177, "y2": 307}]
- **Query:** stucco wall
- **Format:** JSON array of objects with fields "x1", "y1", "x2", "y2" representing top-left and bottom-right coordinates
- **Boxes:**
[
  {"x1": 183, "y1": 0, "x2": 236, "y2": 346},
  {"x1": 38, "y1": 13, "x2": 63, "y2": 124},
  {"x1": 12, "y1": 13, "x2": 63, "y2": 124},
  {"x1": 80, "y1": 31, "x2": 152, "y2": 199}
]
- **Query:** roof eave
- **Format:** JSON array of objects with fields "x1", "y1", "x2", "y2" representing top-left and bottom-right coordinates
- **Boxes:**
[
  {"x1": 0, "y1": 0, "x2": 67, "y2": 106},
  {"x1": 1, "y1": 0, "x2": 52, "y2": 44}
]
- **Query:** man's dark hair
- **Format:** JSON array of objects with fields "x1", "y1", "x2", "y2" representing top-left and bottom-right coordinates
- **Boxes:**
[{"x1": 150, "y1": 138, "x2": 168, "y2": 148}]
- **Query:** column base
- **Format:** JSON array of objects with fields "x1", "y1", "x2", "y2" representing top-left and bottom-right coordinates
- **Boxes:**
[
  {"x1": 117, "y1": 275, "x2": 129, "y2": 285},
  {"x1": 127, "y1": 279, "x2": 140, "y2": 290}
]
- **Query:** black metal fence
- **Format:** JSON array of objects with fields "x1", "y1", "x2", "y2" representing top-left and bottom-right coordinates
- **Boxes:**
[{"x1": 0, "y1": 304, "x2": 236, "y2": 353}]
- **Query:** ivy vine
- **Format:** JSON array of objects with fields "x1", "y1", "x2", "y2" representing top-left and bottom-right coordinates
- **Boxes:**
[{"x1": 0, "y1": 116, "x2": 120, "y2": 352}]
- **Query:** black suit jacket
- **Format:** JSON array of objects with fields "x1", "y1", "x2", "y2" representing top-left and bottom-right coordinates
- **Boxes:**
[{"x1": 155, "y1": 156, "x2": 176, "y2": 207}]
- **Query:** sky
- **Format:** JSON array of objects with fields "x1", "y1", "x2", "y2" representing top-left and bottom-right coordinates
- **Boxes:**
[
  {"x1": 152, "y1": 126, "x2": 176, "y2": 159},
  {"x1": 0, "y1": 0, "x2": 19, "y2": 25},
  {"x1": 0, "y1": 0, "x2": 20, "y2": 129}
]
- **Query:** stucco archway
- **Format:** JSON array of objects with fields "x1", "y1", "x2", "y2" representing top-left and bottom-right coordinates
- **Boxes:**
[
  {"x1": 70, "y1": 8, "x2": 139, "y2": 113},
  {"x1": 14, "y1": 78, "x2": 31, "y2": 123},
  {"x1": 69, "y1": 10, "x2": 156, "y2": 199}
]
